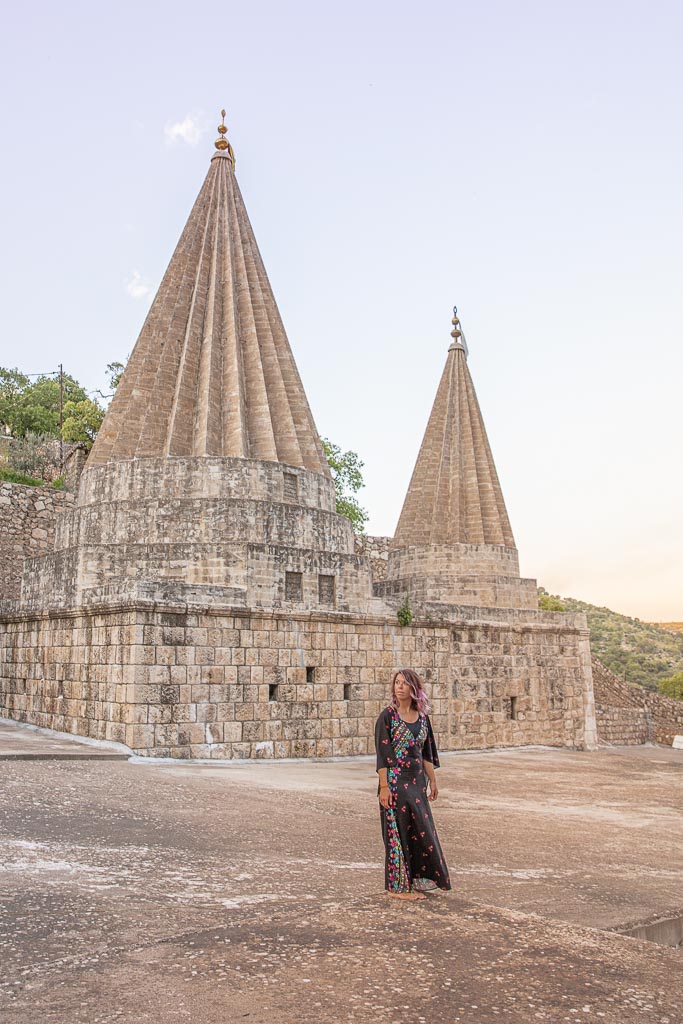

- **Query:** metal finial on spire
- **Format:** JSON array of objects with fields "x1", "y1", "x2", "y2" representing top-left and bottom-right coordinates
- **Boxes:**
[
  {"x1": 214, "y1": 109, "x2": 235, "y2": 165},
  {"x1": 449, "y1": 305, "x2": 469, "y2": 357},
  {"x1": 450, "y1": 306, "x2": 462, "y2": 341}
]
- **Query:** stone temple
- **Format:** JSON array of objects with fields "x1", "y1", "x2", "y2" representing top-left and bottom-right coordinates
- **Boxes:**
[{"x1": 0, "y1": 115, "x2": 598, "y2": 758}]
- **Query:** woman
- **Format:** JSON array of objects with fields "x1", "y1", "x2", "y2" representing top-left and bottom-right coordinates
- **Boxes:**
[{"x1": 375, "y1": 668, "x2": 451, "y2": 901}]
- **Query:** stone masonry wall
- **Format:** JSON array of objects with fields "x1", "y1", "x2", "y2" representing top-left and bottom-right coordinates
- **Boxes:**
[
  {"x1": 592, "y1": 657, "x2": 683, "y2": 746},
  {"x1": 380, "y1": 544, "x2": 539, "y2": 611},
  {"x1": 0, "y1": 482, "x2": 74, "y2": 602},
  {"x1": 0, "y1": 598, "x2": 596, "y2": 758},
  {"x1": 19, "y1": 457, "x2": 374, "y2": 615},
  {"x1": 354, "y1": 535, "x2": 391, "y2": 581}
]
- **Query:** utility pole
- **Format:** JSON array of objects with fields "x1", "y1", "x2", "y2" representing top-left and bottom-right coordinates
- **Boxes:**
[{"x1": 59, "y1": 364, "x2": 64, "y2": 465}]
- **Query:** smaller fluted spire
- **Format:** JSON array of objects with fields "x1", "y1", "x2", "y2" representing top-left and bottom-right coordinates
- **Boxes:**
[
  {"x1": 214, "y1": 108, "x2": 235, "y2": 165},
  {"x1": 392, "y1": 304, "x2": 513, "y2": 548}
]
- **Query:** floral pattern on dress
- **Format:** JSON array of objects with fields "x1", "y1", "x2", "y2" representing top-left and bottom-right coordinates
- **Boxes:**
[{"x1": 375, "y1": 706, "x2": 451, "y2": 895}]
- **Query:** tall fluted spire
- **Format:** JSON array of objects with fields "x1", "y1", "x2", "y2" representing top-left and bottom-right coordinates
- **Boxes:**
[
  {"x1": 89, "y1": 123, "x2": 328, "y2": 476},
  {"x1": 393, "y1": 307, "x2": 515, "y2": 548}
]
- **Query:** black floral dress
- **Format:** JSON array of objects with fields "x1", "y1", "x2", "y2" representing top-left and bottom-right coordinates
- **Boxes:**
[{"x1": 375, "y1": 706, "x2": 451, "y2": 894}]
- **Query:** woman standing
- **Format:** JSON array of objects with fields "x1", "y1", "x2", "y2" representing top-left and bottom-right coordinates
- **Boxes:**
[{"x1": 375, "y1": 669, "x2": 451, "y2": 901}]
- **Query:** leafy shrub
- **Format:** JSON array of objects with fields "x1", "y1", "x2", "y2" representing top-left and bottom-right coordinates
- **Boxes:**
[
  {"x1": 658, "y1": 671, "x2": 683, "y2": 700},
  {"x1": 7, "y1": 433, "x2": 61, "y2": 482},
  {"x1": 397, "y1": 594, "x2": 413, "y2": 627}
]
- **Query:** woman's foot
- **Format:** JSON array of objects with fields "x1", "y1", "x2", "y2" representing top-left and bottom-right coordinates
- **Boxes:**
[{"x1": 387, "y1": 891, "x2": 426, "y2": 901}]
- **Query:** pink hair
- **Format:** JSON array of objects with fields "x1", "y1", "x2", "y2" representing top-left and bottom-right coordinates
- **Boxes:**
[{"x1": 391, "y1": 668, "x2": 431, "y2": 715}]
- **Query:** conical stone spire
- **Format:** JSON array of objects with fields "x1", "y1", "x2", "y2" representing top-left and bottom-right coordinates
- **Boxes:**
[
  {"x1": 393, "y1": 309, "x2": 514, "y2": 548},
  {"x1": 89, "y1": 115, "x2": 329, "y2": 477},
  {"x1": 20, "y1": 116, "x2": 377, "y2": 616},
  {"x1": 381, "y1": 309, "x2": 538, "y2": 611}
]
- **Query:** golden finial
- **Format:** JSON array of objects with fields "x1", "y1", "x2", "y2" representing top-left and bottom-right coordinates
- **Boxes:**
[
  {"x1": 214, "y1": 109, "x2": 235, "y2": 165},
  {"x1": 450, "y1": 305, "x2": 462, "y2": 341},
  {"x1": 449, "y1": 304, "x2": 469, "y2": 357}
]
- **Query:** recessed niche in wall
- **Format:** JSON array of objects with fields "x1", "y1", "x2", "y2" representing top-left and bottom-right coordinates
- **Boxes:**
[
  {"x1": 285, "y1": 571, "x2": 303, "y2": 601},
  {"x1": 283, "y1": 473, "x2": 298, "y2": 501},
  {"x1": 318, "y1": 574, "x2": 335, "y2": 605}
]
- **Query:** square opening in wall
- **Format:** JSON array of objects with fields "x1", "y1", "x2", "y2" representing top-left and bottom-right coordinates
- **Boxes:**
[
  {"x1": 269, "y1": 683, "x2": 279, "y2": 701},
  {"x1": 306, "y1": 666, "x2": 315, "y2": 683},
  {"x1": 283, "y1": 473, "x2": 298, "y2": 502},
  {"x1": 285, "y1": 571, "x2": 303, "y2": 602},
  {"x1": 318, "y1": 574, "x2": 336, "y2": 605}
]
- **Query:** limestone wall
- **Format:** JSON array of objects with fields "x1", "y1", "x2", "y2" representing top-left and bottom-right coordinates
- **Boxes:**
[
  {"x1": 354, "y1": 534, "x2": 391, "y2": 581},
  {"x1": 592, "y1": 657, "x2": 683, "y2": 746},
  {"x1": 20, "y1": 456, "x2": 373, "y2": 614},
  {"x1": 62, "y1": 444, "x2": 89, "y2": 492},
  {"x1": 0, "y1": 482, "x2": 74, "y2": 602},
  {"x1": 0, "y1": 595, "x2": 596, "y2": 758},
  {"x1": 380, "y1": 543, "x2": 539, "y2": 611}
]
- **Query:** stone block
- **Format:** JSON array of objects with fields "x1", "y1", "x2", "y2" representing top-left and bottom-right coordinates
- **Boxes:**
[
  {"x1": 219, "y1": 721, "x2": 241, "y2": 742},
  {"x1": 126, "y1": 724, "x2": 156, "y2": 750}
]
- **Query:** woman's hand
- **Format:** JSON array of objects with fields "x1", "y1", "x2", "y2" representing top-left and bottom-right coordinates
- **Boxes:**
[
  {"x1": 428, "y1": 780, "x2": 439, "y2": 802},
  {"x1": 379, "y1": 785, "x2": 394, "y2": 809}
]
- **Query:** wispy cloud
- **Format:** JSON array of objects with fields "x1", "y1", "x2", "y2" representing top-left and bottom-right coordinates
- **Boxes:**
[
  {"x1": 125, "y1": 271, "x2": 152, "y2": 300},
  {"x1": 164, "y1": 112, "x2": 208, "y2": 147}
]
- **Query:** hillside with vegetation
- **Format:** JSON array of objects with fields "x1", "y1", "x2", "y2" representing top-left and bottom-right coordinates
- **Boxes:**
[{"x1": 539, "y1": 591, "x2": 683, "y2": 694}]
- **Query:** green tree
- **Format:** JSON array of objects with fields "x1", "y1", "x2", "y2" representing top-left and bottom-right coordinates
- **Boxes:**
[
  {"x1": 97, "y1": 359, "x2": 127, "y2": 401},
  {"x1": 0, "y1": 368, "x2": 88, "y2": 438},
  {"x1": 0, "y1": 367, "x2": 30, "y2": 433},
  {"x1": 62, "y1": 398, "x2": 105, "y2": 447},
  {"x1": 321, "y1": 437, "x2": 368, "y2": 534},
  {"x1": 106, "y1": 361, "x2": 126, "y2": 391},
  {"x1": 658, "y1": 671, "x2": 683, "y2": 700},
  {"x1": 538, "y1": 589, "x2": 566, "y2": 612}
]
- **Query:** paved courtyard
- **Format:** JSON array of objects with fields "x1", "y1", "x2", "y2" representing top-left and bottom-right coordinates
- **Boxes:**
[{"x1": 1, "y1": 721, "x2": 681, "y2": 1023}]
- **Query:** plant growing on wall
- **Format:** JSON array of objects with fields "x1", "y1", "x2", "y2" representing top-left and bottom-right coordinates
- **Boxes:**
[{"x1": 397, "y1": 593, "x2": 412, "y2": 627}]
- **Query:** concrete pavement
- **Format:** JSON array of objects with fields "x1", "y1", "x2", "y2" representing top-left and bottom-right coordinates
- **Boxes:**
[{"x1": 1, "y1": 720, "x2": 681, "y2": 1023}]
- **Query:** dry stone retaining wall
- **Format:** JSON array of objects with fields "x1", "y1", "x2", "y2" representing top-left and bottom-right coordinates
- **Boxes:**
[
  {"x1": 0, "y1": 482, "x2": 74, "y2": 602},
  {"x1": 592, "y1": 657, "x2": 683, "y2": 746}
]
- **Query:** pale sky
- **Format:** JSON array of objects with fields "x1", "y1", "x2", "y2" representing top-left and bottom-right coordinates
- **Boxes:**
[{"x1": 1, "y1": 1, "x2": 682, "y2": 620}]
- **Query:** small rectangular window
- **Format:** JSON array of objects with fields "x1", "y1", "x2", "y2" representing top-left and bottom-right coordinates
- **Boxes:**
[
  {"x1": 306, "y1": 666, "x2": 315, "y2": 684},
  {"x1": 343, "y1": 683, "x2": 351, "y2": 700},
  {"x1": 283, "y1": 473, "x2": 298, "y2": 501},
  {"x1": 318, "y1": 574, "x2": 336, "y2": 605},
  {"x1": 285, "y1": 571, "x2": 303, "y2": 602},
  {"x1": 509, "y1": 696, "x2": 518, "y2": 720},
  {"x1": 269, "y1": 683, "x2": 279, "y2": 701}
]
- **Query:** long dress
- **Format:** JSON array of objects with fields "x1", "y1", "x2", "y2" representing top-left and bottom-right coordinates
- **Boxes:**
[{"x1": 375, "y1": 705, "x2": 451, "y2": 894}]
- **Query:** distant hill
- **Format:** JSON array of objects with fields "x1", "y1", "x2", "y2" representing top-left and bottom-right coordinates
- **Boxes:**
[{"x1": 539, "y1": 591, "x2": 683, "y2": 692}]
